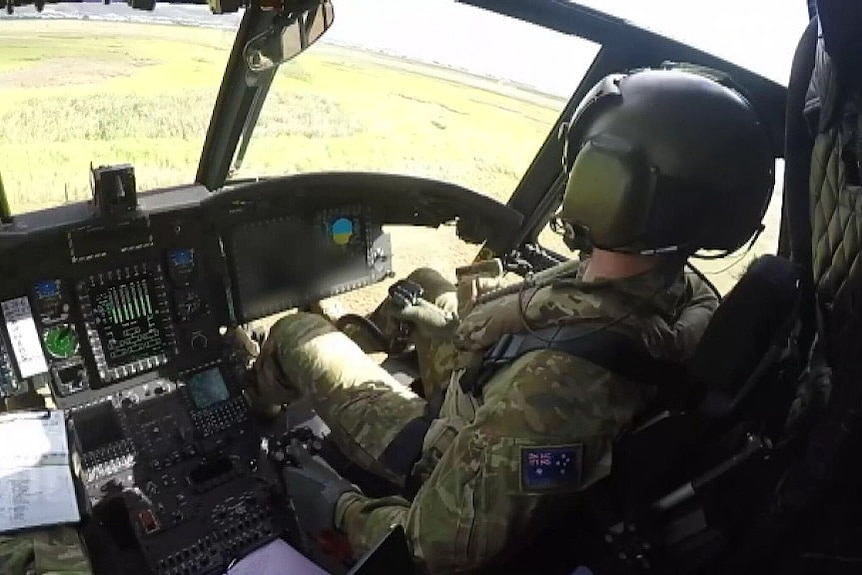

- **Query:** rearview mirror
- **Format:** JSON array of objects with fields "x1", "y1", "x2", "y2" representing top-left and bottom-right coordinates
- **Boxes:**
[{"x1": 244, "y1": 0, "x2": 334, "y2": 73}]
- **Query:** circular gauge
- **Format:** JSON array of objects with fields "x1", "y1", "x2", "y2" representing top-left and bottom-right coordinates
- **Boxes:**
[{"x1": 43, "y1": 324, "x2": 79, "y2": 360}]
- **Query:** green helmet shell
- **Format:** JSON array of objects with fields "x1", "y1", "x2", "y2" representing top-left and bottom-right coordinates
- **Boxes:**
[{"x1": 559, "y1": 68, "x2": 775, "y2": 254}]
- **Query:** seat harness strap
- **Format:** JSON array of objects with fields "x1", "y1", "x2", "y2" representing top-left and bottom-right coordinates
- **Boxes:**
[{"x1": 460, "y1": 323, "x2": 687, "y2": 398}]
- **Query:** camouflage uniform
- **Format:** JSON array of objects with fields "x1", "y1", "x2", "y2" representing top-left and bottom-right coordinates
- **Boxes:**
[
  {"x1": 0, "y1": 526, "x2": 92, "y2": 575},
  {"x1": 256, "y1": 261, "x2": 717, "y2": 573}
]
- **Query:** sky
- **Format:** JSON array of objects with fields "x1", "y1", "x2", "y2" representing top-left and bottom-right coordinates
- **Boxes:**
[
  {"x1": 3, "y1": 0, "x2": 812, "y2": 97},
  {"x1": 325, "y1": 0, "x2": 811, "y2": 94},
  {"x1": 574, "y1": 0, "x2": 811, "y2": 83}
]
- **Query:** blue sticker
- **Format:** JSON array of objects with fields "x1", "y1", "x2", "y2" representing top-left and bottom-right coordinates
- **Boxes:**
[
  {"x1": 520, "y1": 445, "x2": 583, "y2": 491},
  {"x1": 169, "y1": 248, "x2": 194, "y2": 267},
  {"x1": 34, "y1": 280, "x2": 60, "y2": 298}
]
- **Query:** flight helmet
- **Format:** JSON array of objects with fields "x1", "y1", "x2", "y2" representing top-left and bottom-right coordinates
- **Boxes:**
[{"x1": 558, "y1": 67, "x2": 775, "y2": 255}]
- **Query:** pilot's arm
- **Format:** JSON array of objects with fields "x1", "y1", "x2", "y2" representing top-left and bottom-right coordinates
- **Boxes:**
[{"x1": 334, "y1": 349, "x2": 651, "y2": 572}]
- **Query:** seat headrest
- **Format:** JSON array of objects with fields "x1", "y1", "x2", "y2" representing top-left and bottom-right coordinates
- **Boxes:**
[{"x1": 688, "y1": 256, "x2": 801, "y2": 396}]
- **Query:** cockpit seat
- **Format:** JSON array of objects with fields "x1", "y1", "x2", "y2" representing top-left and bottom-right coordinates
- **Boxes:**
[
  {"x1": 752, "y1": 7, "x2": 862, "y2": 573},
  {"x1": 491, "y1": 254, "x2": 802, "y2": 575},
  {"x1": 687, "y1": 255, "x2": 801, "y2": 426}
]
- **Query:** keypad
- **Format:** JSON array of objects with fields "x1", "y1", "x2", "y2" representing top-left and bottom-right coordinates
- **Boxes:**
[
  {"x1": 191, "y1": 397, "x2": 247, "y2": 437},
  {"x1": 81, "y1": 441, "x2": 135, "y2": 481},
  {"x1": 153, "y1": 491, "x2": 276, "y2": 575}
]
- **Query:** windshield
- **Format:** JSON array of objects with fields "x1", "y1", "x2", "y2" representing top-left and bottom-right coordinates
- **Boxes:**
[
  {"x1": 0, "y1": 2, "x2": 596, "y2": 216},
  {"x1": 232, "y1": 1, "x2": 596, "y2": 201}
]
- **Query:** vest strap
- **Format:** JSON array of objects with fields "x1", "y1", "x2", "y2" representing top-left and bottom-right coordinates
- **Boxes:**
[{"x1": 460, "y1": 324, "x2": 687, "y2": 398}]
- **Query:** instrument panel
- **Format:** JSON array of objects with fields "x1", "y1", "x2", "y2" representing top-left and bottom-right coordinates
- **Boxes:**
[
  {"x1": 0, "y1": 170, "x2": 520, "y2": 574},
  {"x1": 66, "y1": 361, "x2": 282, "y2": 575},
  {"x1": 0, "y1": 182, "x2": 393, "y2": 574}
]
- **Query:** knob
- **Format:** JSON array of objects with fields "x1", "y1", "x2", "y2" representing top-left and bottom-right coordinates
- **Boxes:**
[{"x1": 190, "y1": 332, "x2": 208, "y2": 350}]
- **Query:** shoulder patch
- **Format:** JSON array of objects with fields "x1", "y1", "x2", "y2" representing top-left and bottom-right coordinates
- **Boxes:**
[{"x1": 520, "y1": 444, "x2": 583, "y2": 492}]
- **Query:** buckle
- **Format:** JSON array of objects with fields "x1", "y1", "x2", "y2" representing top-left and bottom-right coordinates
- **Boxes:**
[
  {"x1": 389, "y1": 279, "x2": 424, "y2": 309},
  {"x1": 459, "y1": 334, "x2": 519, "y2": 397}
]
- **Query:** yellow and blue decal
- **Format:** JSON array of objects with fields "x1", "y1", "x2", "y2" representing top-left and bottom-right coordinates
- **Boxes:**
[{"x1": 331, "y1": 217, "x2": 354, "y2": 246}]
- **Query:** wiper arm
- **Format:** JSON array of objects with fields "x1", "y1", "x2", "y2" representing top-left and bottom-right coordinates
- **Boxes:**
[
  {"x1": 230, "y1": 72, "x2": 275, "y2": 178},
  {"x1": 197, "y1": 6, "x2": 278, "y2": 191}
]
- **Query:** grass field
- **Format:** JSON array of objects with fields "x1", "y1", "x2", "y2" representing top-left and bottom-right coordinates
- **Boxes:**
[{"x1": 0, "y1": 20, "x2": 781, "y2": 307}]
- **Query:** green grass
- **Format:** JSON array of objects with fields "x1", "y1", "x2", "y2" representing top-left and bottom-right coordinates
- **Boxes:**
[{"x1": 0, "y1": 20, "x2": 562, "y2": 212}]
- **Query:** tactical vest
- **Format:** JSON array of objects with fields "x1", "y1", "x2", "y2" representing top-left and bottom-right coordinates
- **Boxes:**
[{"x1": 394, "y1": 270, "x2": 701, "y2": 491}]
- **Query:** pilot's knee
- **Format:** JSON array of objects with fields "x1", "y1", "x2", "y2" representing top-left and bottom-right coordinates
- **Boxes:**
[{"x1": 268, "y1": 312, "x2": 338, "y2": 348}]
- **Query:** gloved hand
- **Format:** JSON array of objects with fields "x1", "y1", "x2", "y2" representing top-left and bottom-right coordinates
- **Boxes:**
[
  {"x1": 385, "y1": 297, "x2": 459, "y2": 340},
  {"x1": 281, "y1": 440, "x2": 360, "y2": 541}
]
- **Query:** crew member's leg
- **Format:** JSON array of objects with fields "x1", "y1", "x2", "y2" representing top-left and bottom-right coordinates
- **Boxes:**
[
  {"x1": 0, "y1": 533, "x2": 31, "y2": 575},
  {"x1": 264, "y1": 313, "x2": 428, "y2": 485},
  {"x1": 0, "y1": 526, "x2": 92, "y2": 575},
  {"x1": 32, "y1": 527, "x2": 92, "y2": 575}
]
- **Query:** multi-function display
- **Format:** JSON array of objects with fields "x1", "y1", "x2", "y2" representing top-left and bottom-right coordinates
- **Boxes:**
[{"x1": 91, "y1": 276, "x2": 163, "y2": 368}]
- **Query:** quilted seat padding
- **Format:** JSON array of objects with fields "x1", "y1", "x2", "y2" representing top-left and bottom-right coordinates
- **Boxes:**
[{"x1": 810, "y1": 125, "x2": 862, "y2": 364}]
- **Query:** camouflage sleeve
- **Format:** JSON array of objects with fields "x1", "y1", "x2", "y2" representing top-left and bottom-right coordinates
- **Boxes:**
[
  {"x1": 335, "y1": 349, "x2": 651, "y2": 572},
  {"x1": 673, "y1": 272, "x2": 720, "y2": 358},
  {"x1": 640, "y1": 271, "x2": 720, "y2": 361}
]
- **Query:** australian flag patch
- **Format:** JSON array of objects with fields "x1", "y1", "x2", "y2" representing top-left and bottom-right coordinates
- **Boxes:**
[{"x1": 520, "y1": 444, "x2": 583, "y2": 492}]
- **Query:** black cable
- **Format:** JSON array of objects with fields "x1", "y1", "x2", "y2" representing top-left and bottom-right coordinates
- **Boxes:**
[
  {"x1": 691, "y1": 224, "x2": 765, "y2": 262},
  {"x1": 688, "y1": 225, "x2": 767, "y2": 296}
]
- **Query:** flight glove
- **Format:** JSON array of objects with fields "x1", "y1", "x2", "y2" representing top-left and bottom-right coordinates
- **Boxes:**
[
  {"x1": 387, "y1": 297, "x2": 459, "y2": 340},
  {"x1": 281, "y1": 440, "x2": 360, "y2": 540},
  {"x1": 383, "y1": 279, "x2": 459, "y2": 340}
]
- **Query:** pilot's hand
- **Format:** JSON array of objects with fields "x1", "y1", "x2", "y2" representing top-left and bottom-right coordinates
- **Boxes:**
[
  {"x1": 385, "y1": 298, "x2": 459, "y2": 341},
  {"x1": 281, "y1": 440, "x2": 360, "y2": 541},
  {"x1": 246, "y1": 335, "x2": 302, "y2": 418}
]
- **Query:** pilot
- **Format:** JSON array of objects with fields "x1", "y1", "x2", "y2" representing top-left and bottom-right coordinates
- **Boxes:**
[{"x1": 248, "y1": 67, "x2": 776, "y2": 573}]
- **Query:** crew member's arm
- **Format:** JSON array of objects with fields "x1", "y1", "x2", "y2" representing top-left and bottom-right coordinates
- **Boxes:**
[
  {"x1": 335, "y1": 349, "x2": 650, "y2": 572},
  {"x1": 640, "y1": 272, "x2": 719, "y2": 360}
]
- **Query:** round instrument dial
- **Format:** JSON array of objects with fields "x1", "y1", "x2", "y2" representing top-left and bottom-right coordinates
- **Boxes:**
[{"x1": 43, "y1": 324, "x2": 79, "y2": 359}]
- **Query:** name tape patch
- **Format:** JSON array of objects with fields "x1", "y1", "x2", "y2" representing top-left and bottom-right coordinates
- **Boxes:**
[{"x1": 520, "y1": 444, "x2": 583, "y2": 492}]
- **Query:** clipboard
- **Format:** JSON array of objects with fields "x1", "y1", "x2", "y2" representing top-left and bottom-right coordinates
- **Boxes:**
[{"x1": 0, "y1": 409, "x2": 81, "y2": 533}]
